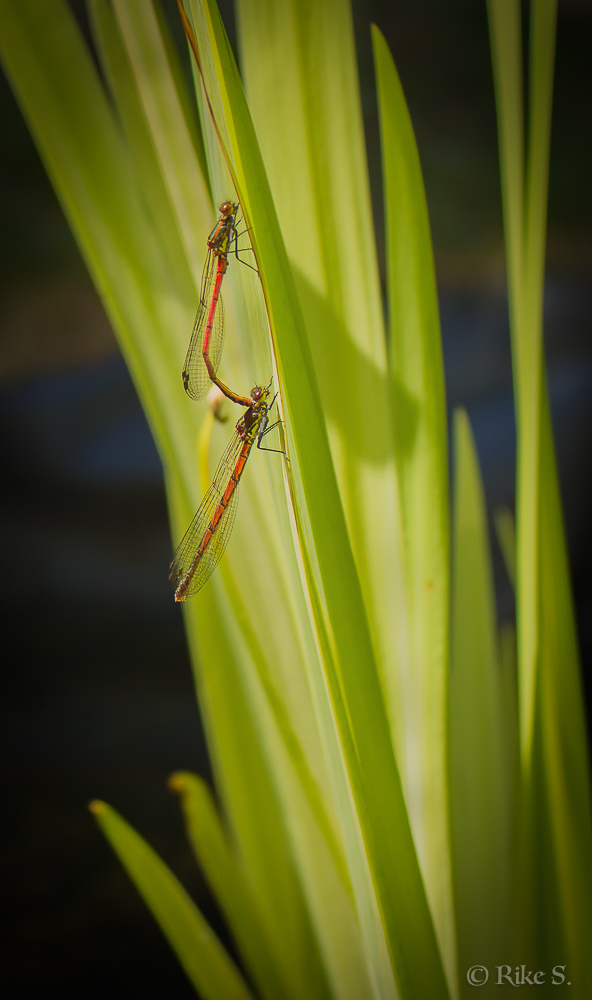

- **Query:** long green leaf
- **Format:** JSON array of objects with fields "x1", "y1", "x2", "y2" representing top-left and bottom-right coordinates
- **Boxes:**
[
  {"x1": 372, "y1": 25, "x2": 455, "y2": 997},
  {"x1": 538, "y1": 396, "x2": 592, "y2": 993},
  {"x1": 485, "y1": 0, "x2": 524, "y2": 322},
  {"x1": 450, "y1": 410, "x2": 517, "y2": 995},
  {"x1": 515, "y1": 0, "x2": 556, "y2": 763},
  {"x1": 90, "y1": 801, "x2": 254, "y2": 1000},
  {"x1": 170, "y1": 772, "x2": 291, "y2": 1000},
  {"x1": 487, "y1": 0, "x2": 557, "y2": 764},
  {"x1": 232, "y1": 2, "x2": 404, "y2": 992}
]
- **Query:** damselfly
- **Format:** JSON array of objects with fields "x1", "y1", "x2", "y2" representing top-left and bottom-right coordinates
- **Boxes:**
[
  {"x1": 182, "y1": 201, "x2": 255, "y2": 401},
  {"x1": 170, "y1": 381, "x2": 283, "y2": 601}
]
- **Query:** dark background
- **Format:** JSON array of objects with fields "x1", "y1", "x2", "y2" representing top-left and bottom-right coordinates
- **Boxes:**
[{"x1": 1, "y1": 1, "x2": 590, "y2": 996}]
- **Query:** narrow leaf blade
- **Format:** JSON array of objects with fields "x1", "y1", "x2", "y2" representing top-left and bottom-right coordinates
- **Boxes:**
[
  {"x1": 373, "y1": 24, "x2": 455, "y2": 996},
  {"x1": 538, "y1": 396, "x2": 592, "y2": 992},
  {"x1": 450, "y1": 410, "x2": 518, "y2": 989},
  {"x1": 90, "y1": 801, "x2": 254, "y2": 1000},
  {"x1": 170, "y1": 772, "x2": 290, "y2": 1000}
]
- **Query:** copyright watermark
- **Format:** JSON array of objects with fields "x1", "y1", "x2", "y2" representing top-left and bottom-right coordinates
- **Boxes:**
[
  {"x1": 467, "y1": 965, "x2": 570, "y2": 986},
  {"x1": 467, "y1": 966, "x2": 489, "y2": 986}
]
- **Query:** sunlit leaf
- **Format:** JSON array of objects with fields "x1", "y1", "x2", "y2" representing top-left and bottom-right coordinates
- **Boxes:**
[{"x1": 373, "y1": 24, "x2": 455, "y2": 997}]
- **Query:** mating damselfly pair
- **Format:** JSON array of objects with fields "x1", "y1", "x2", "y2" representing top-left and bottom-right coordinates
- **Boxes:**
[{"x1": 169, "y1": 201, "x2": 285, "y2": 602}]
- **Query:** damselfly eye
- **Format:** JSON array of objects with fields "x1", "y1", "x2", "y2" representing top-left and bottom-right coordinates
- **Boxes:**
[
  {"x1": 219, "y1": 201, "x2": 234, "y2": 217},
  {"x1": 251, "y1": 386, "x2": 262, "y2": 401}
]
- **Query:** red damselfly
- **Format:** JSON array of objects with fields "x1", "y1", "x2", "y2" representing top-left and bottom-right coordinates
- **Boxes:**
[
  {"x1": 182, "y1": 201, "x2": 255, "y2": 401},
  {"x1": 170, "y1": 381, "x2": 283, "y2": 601}
]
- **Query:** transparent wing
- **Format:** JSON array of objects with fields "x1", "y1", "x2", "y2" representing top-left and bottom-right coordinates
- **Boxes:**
[
  {"x1": 181, "y1": 486, "x2": 239, "y2": 599},
  {"x1": 182, "y1": 249, "x2": 225, "y2": 400},
  {"x1": 169, "y1": 432, "x2": 245, "y2": 599}
]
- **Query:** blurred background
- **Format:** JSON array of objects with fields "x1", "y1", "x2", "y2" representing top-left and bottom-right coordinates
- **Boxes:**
[{"x1": 1, "y1": 0, "x2": 590, "y2": 996}]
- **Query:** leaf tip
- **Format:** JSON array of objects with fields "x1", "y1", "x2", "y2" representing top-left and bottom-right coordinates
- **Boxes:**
[
  {"x1": 88, "y1": 799, "x2": 107, "y2": 817},
  {"x1": 168, "y1": 771, "x2": 189, "y2": 794}
]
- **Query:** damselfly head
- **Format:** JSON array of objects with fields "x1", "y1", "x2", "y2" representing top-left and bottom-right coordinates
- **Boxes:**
[
  {"x1": 250, "y1": 384, "x2": 272, "y2": 404},
  {"x1": 219, "y1": 201, "x2": 236, "y2": 218}
]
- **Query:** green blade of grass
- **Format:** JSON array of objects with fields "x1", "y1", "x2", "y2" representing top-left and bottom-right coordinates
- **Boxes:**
[
  {"x1": 89, "y1": 801, "x2": 255, "y2": 1000},
  {"x1": 487, "y1": 0, "x2": 557, "y2": 765},
  {"x1": 487, "y1": 0, "x2": 542, "y2": 961},
  {"x1": 170, "y1": 772, "x2": 292, "y2": 1000},
  {"x1": 516, "y1": 0, "x2": 557, "y2": 763},
  {"x1": 538, "y1": 395, "x2": 592, "y2": 993},
  {"x1": 486, "y1": 0, "x2": 524, "y2": 321},
  {"x1": 372, "y1": 25, "x2": 455, "y2": 997},
  {"x1": 450, "y1": 410, "x2": 518, "y2": 994}
]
